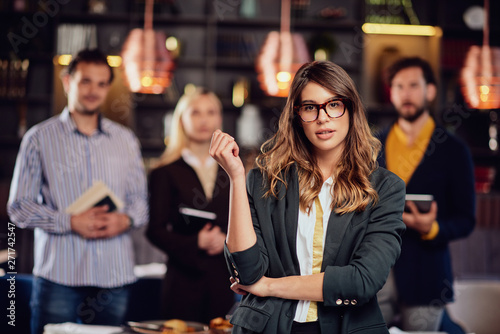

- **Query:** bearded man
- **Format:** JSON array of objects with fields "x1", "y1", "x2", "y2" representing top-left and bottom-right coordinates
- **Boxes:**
[{"x1": 376, "y1": 57, "x2": 475, "y2": 332}]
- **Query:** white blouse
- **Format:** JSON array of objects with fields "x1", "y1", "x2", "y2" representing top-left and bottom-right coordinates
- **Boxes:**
[{"x1": 294, "y1": 177, "x2": 334, "y2": 322}]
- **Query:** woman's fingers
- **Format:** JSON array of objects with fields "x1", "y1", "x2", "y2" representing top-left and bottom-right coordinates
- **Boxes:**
[
  {"x1": 209, "y1": 129, "x2": 226, "y2": 154},
  {"x1": 230, "y1": 281, "x2": 248, "y2": 295},
  {"x1": 210, "y1": 130, "x2": 236, "y2": 159},
  {"x1": 209, "y1": 130, "x2": 245, "y2": 178}
]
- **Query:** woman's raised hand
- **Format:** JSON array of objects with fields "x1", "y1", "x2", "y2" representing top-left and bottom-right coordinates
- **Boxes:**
[{"x1": 209, "y1": 130, "x2": 245, "y2": 180}]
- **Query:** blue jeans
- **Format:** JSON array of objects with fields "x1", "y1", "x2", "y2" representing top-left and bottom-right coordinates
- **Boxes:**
[{"x1": 30, "y1": 277, "x2": 130, "y2": 334}]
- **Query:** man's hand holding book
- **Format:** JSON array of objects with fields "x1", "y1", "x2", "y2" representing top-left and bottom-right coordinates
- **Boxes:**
[
  {"x1": 66, "y1": 181, "x2": 131, "y2": 239},
  {"x1": 70, "y1": 206, "x2": 131, "y2": 239}
]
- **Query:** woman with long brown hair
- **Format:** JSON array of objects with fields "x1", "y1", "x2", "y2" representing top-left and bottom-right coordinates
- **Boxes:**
[{"x1": 210, "y1": 61, "x2": 406, "y2": 333}]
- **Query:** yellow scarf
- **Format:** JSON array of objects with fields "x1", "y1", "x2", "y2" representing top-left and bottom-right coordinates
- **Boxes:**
[{"x1": 386, "y1": 117, "x2": 435, "y2": 185}]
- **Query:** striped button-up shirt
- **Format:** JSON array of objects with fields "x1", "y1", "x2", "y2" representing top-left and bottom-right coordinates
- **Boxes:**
[{"x1": 8, "y1": 108, "x2": 149, "y2": 288}]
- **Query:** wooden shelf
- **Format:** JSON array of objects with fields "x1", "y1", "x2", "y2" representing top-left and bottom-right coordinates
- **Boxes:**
[
  {"x1": 293, "y1": 18, "x2": 359, "y2": 31},
  {"x1": 58, "y1": 12, "x2": 131, "y2": 24},
  {"x1": 58, "y1": 13, "x2": 210, "y2": 26},
  {"x1": 56, "y1": 12, "x2": 358, "y2": 30},
  {"x1": 215, "y1": 17, "x2": 358, "y2": 30},
  {"x1": 132, "y1": 14, "x2": 209, "y2": 26}
]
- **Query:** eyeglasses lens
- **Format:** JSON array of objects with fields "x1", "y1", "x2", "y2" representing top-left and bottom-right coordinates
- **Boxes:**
[{"x1": 298, "y1": 100, "x2": 345, "y2": 122}]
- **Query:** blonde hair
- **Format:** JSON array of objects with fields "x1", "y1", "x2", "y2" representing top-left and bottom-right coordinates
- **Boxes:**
[
  {"x1": 256, "y1": 61, "x2": 380, "y2": 214},
  {"x1": 157, "y1": 87, "x2": 222, "y2": 167}
]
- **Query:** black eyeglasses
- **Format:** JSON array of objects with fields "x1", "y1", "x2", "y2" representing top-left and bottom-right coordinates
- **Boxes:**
[{"x1": 294, "y1": 98, "x2": 349, "y2": 123}]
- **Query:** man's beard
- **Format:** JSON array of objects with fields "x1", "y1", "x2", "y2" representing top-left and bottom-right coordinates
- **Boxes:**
[
  {"x1": 398, "y1": 103, "x2": 427, "y2": 123},
  {"x1": 75, "y1": 106, "x2": 100, "y2": 116},
  {"x1": 72, "y1": 95, "x2": 102, "y2": 116}
]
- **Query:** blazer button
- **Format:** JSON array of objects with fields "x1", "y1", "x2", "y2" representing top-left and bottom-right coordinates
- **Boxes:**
[
  {"x1": 343, "y1": 299, "x2": 350, "y2": 305},
  {"x1": 336, "y1": 299, "x2": 342, "y2": 305},
  {"x1": 351, "y1": 300, "x2": 357, "y2": 305}
]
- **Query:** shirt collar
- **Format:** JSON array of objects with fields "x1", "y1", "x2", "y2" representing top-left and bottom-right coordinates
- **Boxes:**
[
  {"x1": 59, "y1": 107, "x2": 110, "y2": 136},
  {"x1": 324, "y1": 176, "x2": 334, "y2": 186},
  {"x1": 181, "y1": 148, "x2": 216, "y2": 169}
]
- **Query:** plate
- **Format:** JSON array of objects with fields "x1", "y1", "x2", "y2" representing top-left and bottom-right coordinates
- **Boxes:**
[{"x1": 128, "y1": 320, "x2": 209, "y2": 334}]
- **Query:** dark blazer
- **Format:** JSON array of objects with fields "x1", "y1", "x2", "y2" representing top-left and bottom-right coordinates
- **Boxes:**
[
  {"x1": 377, "y1": 124, "x2": 476, "y2": 305},
  {"x1": 146, "y1": 158, "x2": 235, "y2": 323},
  {"x1": 225, "y1": 165, "x2": 406, "y2": 334}
]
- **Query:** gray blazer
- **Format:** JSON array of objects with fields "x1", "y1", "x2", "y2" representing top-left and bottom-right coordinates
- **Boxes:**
[{"x1": 225, "y1": 165, "x2": 405, "y2": 334}]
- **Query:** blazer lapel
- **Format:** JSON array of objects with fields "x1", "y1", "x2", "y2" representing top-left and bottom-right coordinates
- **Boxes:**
[
  {"x1": 284, "y1": 170, "x2": 300, "y2": 274},
  {"x1": 322, "y1": 210, "x2": 355, "y2": 269}
]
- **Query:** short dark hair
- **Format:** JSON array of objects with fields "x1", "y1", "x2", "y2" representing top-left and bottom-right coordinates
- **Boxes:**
[
  {"x1": 387, "y1": 57, "x2": 436, "y2": 86},
  {"x1": 65, "y1": 48, "x2": 114, "y2": 83}
]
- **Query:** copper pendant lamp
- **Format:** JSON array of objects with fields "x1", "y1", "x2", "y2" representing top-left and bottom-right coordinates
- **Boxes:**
[
  {"x1": 256, "y1": 0, "x2": 310, "y2": 97},
  {"x1": 121, "y1": 0, "x2": 175, "y2": 94},
  {"x1": 460, "y1": 0, "x2": 500, "y2": 109}
]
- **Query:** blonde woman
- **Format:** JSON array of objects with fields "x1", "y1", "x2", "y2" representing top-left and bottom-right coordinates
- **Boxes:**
[
  {"x1": 146, "y1": 87, "x2": 234, "y2": 323},
  {"x1": 210, "y1": 61, "x2": 406, "y2": 334}
]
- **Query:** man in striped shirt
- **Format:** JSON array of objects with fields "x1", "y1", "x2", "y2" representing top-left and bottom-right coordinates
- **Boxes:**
[{"x1": 7, "y1": 49, "x2": 149, "y2": 334}]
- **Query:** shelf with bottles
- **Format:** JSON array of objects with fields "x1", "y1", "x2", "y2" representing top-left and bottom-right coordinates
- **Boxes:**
[
  {"x1": 211, "y1": 0, "x2": 358, "y2": 26},
  {"x1": 213, "y1": 25, "x2": 261, "y2": 66},
  {"x1": 0, "y1": 57, "x2": 53, "y2": 103},
  {"x1": 213, "y1": 26, "x2": 358, "y2": 72}
]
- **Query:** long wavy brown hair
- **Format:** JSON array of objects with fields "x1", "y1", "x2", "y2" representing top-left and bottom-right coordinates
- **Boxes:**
[{"x1": 256, "y1": 61, "x2": 380, "y2": 214}]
